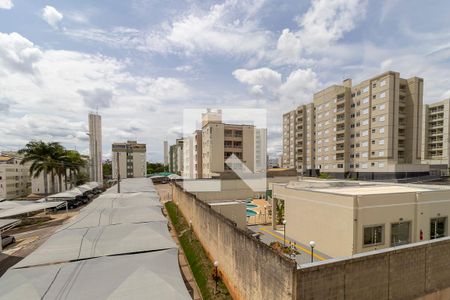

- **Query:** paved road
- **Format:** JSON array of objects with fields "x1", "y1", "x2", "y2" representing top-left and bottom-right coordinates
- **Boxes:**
[{"x1": 248, "y1": 224, "x2": 331, "y2": 265}]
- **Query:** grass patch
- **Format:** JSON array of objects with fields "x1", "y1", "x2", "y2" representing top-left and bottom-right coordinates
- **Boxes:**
[{"x1": 165, "y1": 201, "x2": 231, "y2": 300}]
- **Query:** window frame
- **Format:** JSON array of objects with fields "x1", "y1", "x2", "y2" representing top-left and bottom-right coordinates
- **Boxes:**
[{"x1": 363, "y1": 224, "x2": 385, "y2": 247}]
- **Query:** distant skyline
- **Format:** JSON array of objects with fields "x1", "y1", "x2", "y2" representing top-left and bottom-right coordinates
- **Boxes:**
[{"x1": 1, "y1": 0, "x2": 450, "y2": 162}]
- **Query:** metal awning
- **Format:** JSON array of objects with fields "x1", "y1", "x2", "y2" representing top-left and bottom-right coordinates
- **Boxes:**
[
  {"x1": 0, "y1": 219, "x2": 21, "y2": 234},
  {"x1": 15, "y1": 221, "x2": 176, "y2": 268},
  {"x1": 0, "y1": 202, "x2": 65, "y2": 219},
  {"x1": 0, "y1": 249, "x2": 191, "y2": 300}
]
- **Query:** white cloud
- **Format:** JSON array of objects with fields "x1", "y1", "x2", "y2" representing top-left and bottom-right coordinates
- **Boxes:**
[
  {"x1": 232, "y1": 68, "x2": 282, "y2": 94},
  {"x1": 0, "y1": 32, "x2": 192, "y2": 160},
  {"x1": 0, "y1": 0, "x2": 13, "y2": 9},
  {"x1": 0, "y1": 32, "x2": 42, "y2": 76},
  {"x1": 41, "y1": 5, "x2": 63, "y2": 28},
  {"x1": 233, "y1": 67, "x2": 320, "y2": 102},
  {"x1": 274, "y1": 0, "x2": 368, "y2": 64},
  {"x1": 65, "y1": 0, "x2": 271, "y2": 58}
]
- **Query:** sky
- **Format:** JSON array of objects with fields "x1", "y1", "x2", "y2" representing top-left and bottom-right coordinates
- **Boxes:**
[{"x1": 1, "y1": 0, "x2": 450, "y2": 162}]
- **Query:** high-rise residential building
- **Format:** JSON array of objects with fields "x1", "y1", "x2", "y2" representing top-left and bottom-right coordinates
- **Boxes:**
[
  {"x1": 88, "y1": 113, "x2": 103, "y2": 184},
  {"x1": 0, "y1": 154, "x2": 31, "y2": 200},
  {"x1": 169, "y1": 139, "x2": 183, "y2": 174},
  {"x1": 282, "y1": 71, "x2": 429, "y2": 180},
  {"x1": 201, "y1": 109, "x2": 255, "y2": 178},
  {"x1": 112, "y1": 140, "x2": 147, "y2": 179},
  {"x1": 421, "y1": 98, "x2": 450, "y2": 175},
  {"x1": 182, "y1": 130, "x2": 203, "y2": 179},
  {"x1": 163, "y1": 140, "x2": 169, "y2": 166},
  {"x1": 255, "y1": 128, "x2": 267, "y2": 172},
  {"x1": 282, "y1": 103, "x2": 316, "y2": 175}
]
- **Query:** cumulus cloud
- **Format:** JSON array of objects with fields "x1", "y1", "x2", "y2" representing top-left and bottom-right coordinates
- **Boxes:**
[
  {"x1": 41, "y1": 5, "x2": 63, "y2": 28},
  {"x1": 0, "y1": 32, "x2": 192, "y2": 160},
  {"x1": 0, "y1": 0, "x2": 13, "y2": 9},
  {"x1": 233, "y1": 67, "x2": 320, "y2": 102},
  {"x1": 274, "y1": 0, "x2": 368, "y2": 64},
  {"x1": 0, "y1": 32, "x2": 42, "y2": 76},
  {"x1": 64, "y1": 0, "x2": 271, "y2": 59}
]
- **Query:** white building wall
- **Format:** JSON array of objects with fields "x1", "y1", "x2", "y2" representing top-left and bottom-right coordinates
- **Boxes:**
[{"x1": 88, "y1": 113, "x2": 103, "y2": 184}]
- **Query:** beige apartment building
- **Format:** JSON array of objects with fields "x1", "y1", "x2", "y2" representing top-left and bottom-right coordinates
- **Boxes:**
[
  {"x1": 112, "y1": 140, "x2": 147, "y2": 179},
  {"x1": 0, "y1": 154, "x2": 31, "y2": 200},
  {"x1": 202, "y1": 110, "x2": 255, "y2": 178},
  {"x1": 273, "y1": 179, "x2": 450, "y2": 258},
  {"x1": 421, "y1": 98, "x2": 450, "y2": 175},
  {"x1": 88, "y1": 113, "x2": 103, "y2": 184},
  {"x1": 283, "y1": 71, "x2": 429, "y2": 179}
]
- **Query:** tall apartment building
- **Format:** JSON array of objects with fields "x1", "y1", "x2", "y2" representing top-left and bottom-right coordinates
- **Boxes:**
[
  {"x1": 169, "y1": 139, "x2": 183, "y2": 174},
  {"x1": 202, "y1": 110, "x2": 255, "y2": 178},
  {"x1": 283, "y1": 71, "x2": 429, "y2": 180},
  {"x1": 163, "y1": 140, "x2": 169, "y2": 166},
  {"x1": 282, "y1": 103, "x2": 316, "y2": 175},
  {"x1": 421, "y1": 98, "x2": 450, "y2": 175},
  {"x1": 112, "y1": 140, "x2": 147, "y2": 179},
  {"x1": 88, "y1": 113, "x2": 103, "y2": 184},
  {"x1": 255, "y1": 128, "x2": 267, "y2": 172},
  {"x1": 182, "y1": 130, "x2": 203, "y2": 179},
  {"x1": 0, "y1": 154, "x2": 31, "y2": 200}
]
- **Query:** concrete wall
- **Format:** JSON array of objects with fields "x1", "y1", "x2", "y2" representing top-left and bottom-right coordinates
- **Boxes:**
[
  {"x1": 172, "y1": 182, "x2": 297, "y2": 300},
  {"x1": 296, "y1": 237, "x2": 450, "y2": 300}
]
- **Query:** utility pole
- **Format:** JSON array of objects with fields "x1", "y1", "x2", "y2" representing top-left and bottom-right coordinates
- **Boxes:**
[{"x1": 116, "y1": 152, "x2": 121, "y2": 193}]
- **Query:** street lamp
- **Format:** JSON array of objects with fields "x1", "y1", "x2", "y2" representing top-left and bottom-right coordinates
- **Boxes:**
[
  {"x1": 309, "y1": 241, "x2": 316, "y2": 263},
  {"x1": 282, "y1": 220, "x2": 287, "y2": 247},
  {"x1": 213, "y1": 260, "x2": 219, "y2": 294}
]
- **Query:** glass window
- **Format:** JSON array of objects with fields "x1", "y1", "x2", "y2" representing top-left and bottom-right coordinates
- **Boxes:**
[
  {"x1": 364, "y1": 225, "x2": 384, "y2": 246},
  {"x1": 391, "y1": 222, "x2": 411, "y2": 246},
  {"x1": 380, "y1": 80, "x2": 386, "y2": 87},
  {"x1": 379, "y1": 116, "x2": 385, "y2": 122},
  {"x1": 430, "y1": 217, "x2": 447, "y2": 239},
  {"x1": 379, "y1": 104, "x2": 386, "y2": 110},
  {"x1": 379, "y1": 127, "x2": 385, "y2": 134}
]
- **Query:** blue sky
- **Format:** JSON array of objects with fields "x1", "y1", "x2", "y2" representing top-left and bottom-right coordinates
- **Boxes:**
[{"x1": 1, "y1": 0, "x2": 450, "y2": 162}]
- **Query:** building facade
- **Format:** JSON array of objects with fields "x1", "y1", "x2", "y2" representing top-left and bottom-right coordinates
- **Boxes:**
[
  {"x1": 283, "y1": 71, "x2": 429, "y2": 179},
  {"x1": 112, "y1": 141, "x2": 147, "y2": 179},
  {"x1": 88, "y1": 113, "x2": 103, "y2": 184},
  {"x1": 163, "y1": 140, "x2": 169, "y2": 166},
  {"x1": 0, "y1": 154, "x2": 31, "y2": 200},
  {"x1": 421, "y1": 98, "x2": 450, "y2": 175},
  {"x1": 201, "y1": 110, "x2": 255, "y2": 178},
  {"x1": 274, "y1": 179, "x2": 450, "y2": 258},
  {"x1": 255, "y1": 128, "x2": 267, "y2": 173}
]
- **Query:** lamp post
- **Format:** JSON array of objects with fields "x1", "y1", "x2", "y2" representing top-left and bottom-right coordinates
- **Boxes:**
[
  {"x1": 264, "y1": 205, "x2": 268, "y2": 223},
  {"x1": 309, "y1": 241, "x2": 316, "y2": 263},
  {"x1": 282, "y1": 220, "x2": 287, "y2": 247},
  {"x1": 213, "y1": 260, "x2": 219, "y2": 294}
]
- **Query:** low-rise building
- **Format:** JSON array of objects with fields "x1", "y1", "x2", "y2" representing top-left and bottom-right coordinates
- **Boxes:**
[
  {"x1": 0, "y1": 154, "x2": 31, "y2": 199},
  {"x1": 273, "y1": 179, "x2": 450, "y2": 258}
]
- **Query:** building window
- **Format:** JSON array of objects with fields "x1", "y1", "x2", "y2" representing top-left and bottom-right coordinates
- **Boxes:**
[
  {"x1": 379, "y1": 139, "x2": 385, "y2": 145},
  {"x1": 379, "y1": 104, "x2": 386, "y2": 110},
  {"x1": 391, "y1": 221, "x2": 411, "y2": 246},
  {"x1": 380, "y1": 80, "x2": 386, "y2": 87},
  {"x1": 379, "y1": 92, "x2": 386, "y2": 98},
  {"x1": 364, "y1": 225, "x2": 384, "y2": 246},
  {"x1": 430, "y1": 217, "x2": 447, "y2": 239},
  {"x1": 362, "y1": 86, "x2": 369, "y2": 93},
  {"x1": 379, "y1": 116, "x2": 385, "y2": 122},
  {"x1": 379, "y1": 127, "x2": 385, "y2": 134}
]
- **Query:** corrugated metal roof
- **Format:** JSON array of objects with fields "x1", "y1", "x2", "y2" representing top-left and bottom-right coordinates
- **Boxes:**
[{"x1": 0, "y1": 249, "x2": 191, "y2": 300}]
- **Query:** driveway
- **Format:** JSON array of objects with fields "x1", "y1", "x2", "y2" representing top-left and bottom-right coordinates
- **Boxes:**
[{"x1": 248, "y1": 224, "x2": 332, "y2": 265}]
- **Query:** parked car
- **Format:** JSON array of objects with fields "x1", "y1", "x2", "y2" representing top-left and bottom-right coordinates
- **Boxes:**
[{"x1": 2, "y1": 235, "x2": 16, "y2": 248}]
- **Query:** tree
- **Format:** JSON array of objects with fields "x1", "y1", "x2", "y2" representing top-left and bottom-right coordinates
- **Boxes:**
[
  {"x1": 103, "y1": 160, "x2": 112, "y2": 179},
  {"x1": 64, "y1": 150, "x2": 86, "y2": 188},
  {"x1": 19, "y1": 141, "x2": 59, "y2": 200},
  {"x1": 146, "y1": 162, "x2": 167, "y2": 175}
]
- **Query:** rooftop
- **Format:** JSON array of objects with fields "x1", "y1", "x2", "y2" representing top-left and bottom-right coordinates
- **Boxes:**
[{"x1": 284, "y1": 179, "x2": 450, "y2": 196}]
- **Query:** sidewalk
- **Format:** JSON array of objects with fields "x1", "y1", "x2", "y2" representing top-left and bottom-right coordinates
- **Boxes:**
[{"x1": 248, "y1": 224, "x2": 332, "y2": 265}]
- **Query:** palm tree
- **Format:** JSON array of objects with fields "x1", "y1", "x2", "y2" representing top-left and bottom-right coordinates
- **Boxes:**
[
  {"x1": 64, "y1": 150, "x2": 86, "y2": 188},
  {"x1": 19, "y1": 141, "x2": 58, "y2": 200}
]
